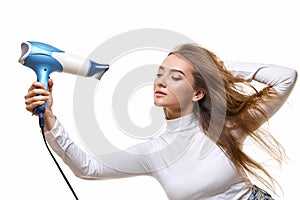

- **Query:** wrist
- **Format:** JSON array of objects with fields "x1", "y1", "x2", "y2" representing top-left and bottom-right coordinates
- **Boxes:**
[
  {"x1": 43, "y1": 109, "x2": 56, "y2": 132},
  {"x1": 44, "y1": 108, "x2": 54, "y2": 118}
]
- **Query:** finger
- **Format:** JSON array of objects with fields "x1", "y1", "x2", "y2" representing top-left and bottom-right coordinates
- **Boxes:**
[
  {"x1": 25, "y1": 88, "x2": 50, "y2": 100},
  {"x1": 26, "y1": 100, "x2": 47, "y2": 112},
  {"x1": 48, "y1": 79, "x2": 54, "y2": 88},
  {"x1": 48, "y1": 79, "x2": 54, "y2": 93},
  {"x1": 25, "y1": 95, "x2": 50, "y2": 105},
  {"x1": 28, "y1": 82, "x2": 47, "y2": 92}
]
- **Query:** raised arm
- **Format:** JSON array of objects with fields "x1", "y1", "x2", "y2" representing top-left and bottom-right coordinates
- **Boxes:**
[{"x1": 224, "y1": 61, "x2": 297, "y2": 120}]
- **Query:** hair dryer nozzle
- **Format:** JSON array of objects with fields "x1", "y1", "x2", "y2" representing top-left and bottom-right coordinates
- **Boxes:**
[{"x1": 51, "y1": 52, "x2": 109, "y2": 79}]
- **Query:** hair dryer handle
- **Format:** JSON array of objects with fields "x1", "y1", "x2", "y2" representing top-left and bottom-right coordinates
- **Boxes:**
[{"x1": 34, "y1": 66, "x2": 51, "y2": 114}]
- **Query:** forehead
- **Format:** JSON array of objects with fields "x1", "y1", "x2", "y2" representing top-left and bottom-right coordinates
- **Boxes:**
[{"x1": 160, "y1": 54, "x2": 194, "y2": 74}]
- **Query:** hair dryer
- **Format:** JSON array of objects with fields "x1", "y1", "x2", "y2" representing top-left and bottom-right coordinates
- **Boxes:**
[{"x1": 19, "y1": 41, "x2": 109, "y2": 127}]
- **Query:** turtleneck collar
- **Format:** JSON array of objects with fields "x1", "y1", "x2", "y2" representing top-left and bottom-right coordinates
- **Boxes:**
[{"x1": 166, "y1": 112, "x2": 199, "y2": 132}]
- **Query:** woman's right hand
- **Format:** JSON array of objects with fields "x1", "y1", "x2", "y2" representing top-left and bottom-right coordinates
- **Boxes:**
[{"x1": 24, "y1": 79, "x2": 56, "y2": 131}]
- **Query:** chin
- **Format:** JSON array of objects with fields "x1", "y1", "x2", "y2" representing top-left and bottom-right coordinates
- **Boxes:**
[
  {"x1": 154, "y1": 101, "x2": 163, "y2": 107},
  {"x1": 154, "y1": 100, "x2": 167, "y2": 107}
]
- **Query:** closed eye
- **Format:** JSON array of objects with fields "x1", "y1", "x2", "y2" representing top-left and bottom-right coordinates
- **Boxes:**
[{"x1": 171, "y1": 76, "x2": 182, "y2": 81}]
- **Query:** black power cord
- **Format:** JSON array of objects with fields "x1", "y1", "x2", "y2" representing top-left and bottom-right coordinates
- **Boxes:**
[{"x1": 39, "y1": 112, "x2": 79, "y2": 199}]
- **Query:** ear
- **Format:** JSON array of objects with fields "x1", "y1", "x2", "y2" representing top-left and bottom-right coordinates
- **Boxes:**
[{"x1": 192, "y1": 89, "x2": 205, "y2": 102}]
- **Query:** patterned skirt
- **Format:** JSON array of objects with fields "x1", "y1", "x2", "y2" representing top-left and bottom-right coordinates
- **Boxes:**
[{"x1": 247, "y1": 185, "x2": 274, "y2": 200}]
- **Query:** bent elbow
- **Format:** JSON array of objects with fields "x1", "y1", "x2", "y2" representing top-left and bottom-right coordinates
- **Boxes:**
[
  {"x1": 290, "y1": 68, "x2": 298, "y2": 84},
  {"x1": 284, "y1": 68, "x2": 298, "y2": 93}
]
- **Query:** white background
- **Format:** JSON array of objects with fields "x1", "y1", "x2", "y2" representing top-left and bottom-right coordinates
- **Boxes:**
[{"x1": 1, "y1": 0, "x2": 299, "y2": 199}]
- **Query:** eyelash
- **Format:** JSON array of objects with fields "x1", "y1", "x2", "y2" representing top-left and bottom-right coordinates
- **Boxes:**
[
  {"x1": 171, "y1": 77, "x2": 182, "y2": 81},
  {"x1": 156, "y1": 74, "x2": 182, "y2": 81}
]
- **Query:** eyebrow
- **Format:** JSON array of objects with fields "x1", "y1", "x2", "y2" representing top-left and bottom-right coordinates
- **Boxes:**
[{"x1": 159, "y1": 66, "x2": 186, "y2": 76}]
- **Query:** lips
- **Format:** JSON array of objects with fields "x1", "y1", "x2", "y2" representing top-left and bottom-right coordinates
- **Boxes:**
[{"x1": 155, "y1": 90, "x2": 167, "y2": 97}]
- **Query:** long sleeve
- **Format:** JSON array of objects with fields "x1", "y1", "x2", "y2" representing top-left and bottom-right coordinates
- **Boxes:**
[
  {"x1": 44, "y1": 120, "x2": 152, "y2": 180},
  {"x1": 224, "y1": 61, "x2": 298, "y2": 119}
]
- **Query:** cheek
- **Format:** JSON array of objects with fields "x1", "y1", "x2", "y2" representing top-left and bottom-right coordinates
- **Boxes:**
[{"x1": 168, "y1": 82, "x2": 195, "y2": 102}]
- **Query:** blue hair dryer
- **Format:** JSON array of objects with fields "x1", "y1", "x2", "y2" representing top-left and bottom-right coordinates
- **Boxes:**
[{"x1": 19, "y1": 41, "x2": 109, "y2": 127}]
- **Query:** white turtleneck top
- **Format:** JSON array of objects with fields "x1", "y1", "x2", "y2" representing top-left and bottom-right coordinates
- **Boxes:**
[{"x1": 45, "y1": 62, "x2": 297, "y2": 200}]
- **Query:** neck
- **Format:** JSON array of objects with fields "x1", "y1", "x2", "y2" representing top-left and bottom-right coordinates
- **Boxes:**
[{"x1": 165, "y1": 108, "x2": 193, "y2": 120}]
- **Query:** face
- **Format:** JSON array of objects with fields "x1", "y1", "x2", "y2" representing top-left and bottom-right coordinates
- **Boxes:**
[{"x1": 154, "y1": 54, "x2": 203, "y2": 118}]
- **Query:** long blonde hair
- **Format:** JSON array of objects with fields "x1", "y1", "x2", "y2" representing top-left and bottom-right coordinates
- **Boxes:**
[{"x1": 170, "y1": 43, "x2": 285, "y2": 193}]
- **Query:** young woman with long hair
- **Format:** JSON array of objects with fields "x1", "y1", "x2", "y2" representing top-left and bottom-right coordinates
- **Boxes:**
[{"x1": 25, "y1": 43, "x2": 297, "y2": 199}]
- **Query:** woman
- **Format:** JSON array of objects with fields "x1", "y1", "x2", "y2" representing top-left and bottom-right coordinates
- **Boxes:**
[{"x1": 25, "y1": 43, "x2": 297, "y2": 199}]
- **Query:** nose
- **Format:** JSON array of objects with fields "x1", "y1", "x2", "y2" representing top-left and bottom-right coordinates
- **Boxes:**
[{"x1": 155, "y1": 76, "x2": 167, "y2": 87}]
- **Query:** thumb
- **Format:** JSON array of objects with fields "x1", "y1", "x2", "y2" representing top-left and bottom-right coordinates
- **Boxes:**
[{"x1": 48, "y1": 79, "x2": 54, "y2": 91}]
